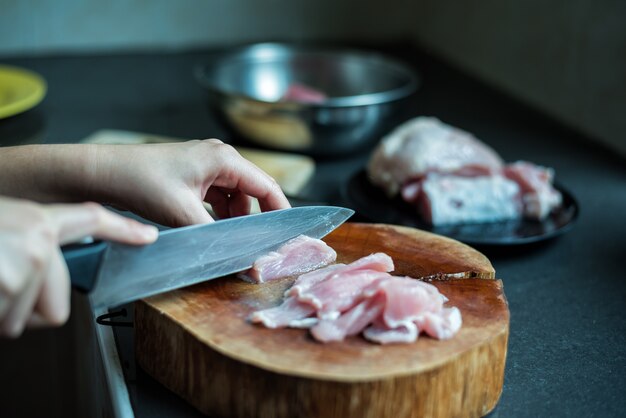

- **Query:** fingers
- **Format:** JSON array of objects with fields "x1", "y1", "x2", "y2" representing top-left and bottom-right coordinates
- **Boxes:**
[
  {"x1": 208, "y1": 144, "x2": 290, "y2": 212},
  {"x1": 230, "y1": 159, "x2": 291, "y2": 212},
  {"x1": 47, "y1": 202, "x2": 158, "y2": 246},
  {"x1": 170, "y1": 191, "x2": 215, "y2": 226},
  {"x1": 0, "y1": 199, "x2": 158, "y2": 337},
  {"x1": 0, "y1": 248, "x2": 71, "y2": 337},
  {"x1": 34, "y1": 247, "x2": 70, "y2": 326},
  {"x1": 25, "y1": 312, "x2": 47, "y2": 329},
  {"x1": 228, "y1": 190, "x2": 252, "y2": 218},
  {"x1": 0, "y1": 261, "x2": 45, "y2": 337},
  {"x1": 204, "y1": 188, "x2": 252, "y2": 220},
  {"x1": 204, "y1": 188, "x2": 230, "y2": 220}
]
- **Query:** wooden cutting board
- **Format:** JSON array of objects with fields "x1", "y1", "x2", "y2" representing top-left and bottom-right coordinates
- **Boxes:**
[{"x1": 135, "y1": 223, "x2": 509, "y2": 418}]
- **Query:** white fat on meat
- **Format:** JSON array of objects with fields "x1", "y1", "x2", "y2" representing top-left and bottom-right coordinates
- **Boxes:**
[
  {"x1": 367, "y1": 117, "x2": 503, "y2": 196},
  {"x1": 310, "y1": 294, "x2": 386, "y2": 343},
  {"x1": 415, "y1": 307, "x2": 463, "y2": 340},
  {"x1": 238, "y1": 235, "x2": 337, "y2": 284},
  {"x1": 415, "y1": 173, "x2": 523, "y2": 225},
  {"x1": 363, "y1": 321, "x2": 419, "y2": 344},
  {"x1": 249, "y1": 296, "x2": 316, "y2": 329}
]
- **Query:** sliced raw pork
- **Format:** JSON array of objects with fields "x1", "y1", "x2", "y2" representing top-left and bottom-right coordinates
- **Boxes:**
[
  {"x1": 238, "y1": 235, "x2": 336, "y2": 283},
  {"x1": 287, "y1": 252, "x2": 394, "y2": 298},
  {"x1": 363, "y1": 321, "x2": 418, "y2": 344},
  {"x1": 415, "y1": 307, "x2": 463, "y2": 340},
  {"x1": 250, "y1": 252, "x2": 462, "y2": 345},
  {"x1": 299, "y1": 270, "x2": 390, "y2": 320},
  {"x1": 311, "y1": 294, "x2": 386, "y2": 343},
  {"x1": 249, "y1": 296, "x2": 317, "y2": 329},
  {"x1": 363, "y1": 306, "x2": 461, "y2": 344}
]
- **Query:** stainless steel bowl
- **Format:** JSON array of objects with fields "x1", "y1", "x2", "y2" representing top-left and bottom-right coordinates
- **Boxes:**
[{"x1": 195, "y1": 43, "x2": 419, "y2": 156}]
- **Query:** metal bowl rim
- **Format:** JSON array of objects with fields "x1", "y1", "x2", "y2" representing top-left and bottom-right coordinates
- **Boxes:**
[{"x1": 195, "y1": 42, "x2": 420, "y2": 108}]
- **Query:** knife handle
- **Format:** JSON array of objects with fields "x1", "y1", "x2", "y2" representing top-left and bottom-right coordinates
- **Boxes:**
[{"x1": 62, "y1": 241, "x2": 108, "y2": 293}]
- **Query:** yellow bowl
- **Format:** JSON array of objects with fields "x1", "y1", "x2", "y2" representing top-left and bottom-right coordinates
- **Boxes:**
[{"x1": 0, "y1": 65, "x2": 47, "y2": 119}]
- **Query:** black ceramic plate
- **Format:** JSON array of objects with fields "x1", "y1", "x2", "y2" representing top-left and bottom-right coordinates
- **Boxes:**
[{"x1": 342, "y1": 170, "x2": 579, "y2": 246}]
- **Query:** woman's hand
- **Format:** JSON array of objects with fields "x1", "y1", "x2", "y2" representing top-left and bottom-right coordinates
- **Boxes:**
[
  {"x1": 92, "y1": 139, "x2": 291, "y2": 227},
  {"x1": 0, "y1": 140, "x2": 291, "y2": 227},
  {"x1": 0, "y1": 197, "x2": 158, "y2": 337}
]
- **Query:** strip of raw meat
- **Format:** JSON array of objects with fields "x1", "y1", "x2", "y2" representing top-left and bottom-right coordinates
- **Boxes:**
[
  {"x1": 310, "y1": 294, "x2": 386, "y2": 343},
  {"x1": 338, "y1": 252, "x2": 395, "y2": 273},
  {"x1": 374, "y1": 277, "x2": 446, "y2": 329},
  {"x1": 239, "y1": 235, "x2": 337, "y2": 283},
  {"x1": 286, "y1": 263, "x2": 346, "y2": 298},
  {"x1": 298, "y1": 270, "x2": 390, "y2": 320},
  {"x1": 289, "y1": 252, "x2": 393, "y2": 296},
  {"x1": 363, "y1": 320, "x2": 419, "y2": 344},
  {"x1": 503, "y1": 161, "x2": 562, "y2": 219},
  {"x1": 368, "y1": 117, "x2": 504, "y2": 196},
  {"x1": 249, "y1": 296, "x2": 316, "y2": 329},
  {"x1": 415, "y1": 307, "x2": 463, "y2": 340},
  {"x1": 363, "y1": 282, "x2": 460, "y2": 343},
  {"x1": 415, "y1": 173, "x2": 522, "y2": 225}
]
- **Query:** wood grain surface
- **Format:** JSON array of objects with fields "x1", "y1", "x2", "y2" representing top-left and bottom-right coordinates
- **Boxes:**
[{"x1": 136, "y1": 223, "x2": 509, "y2": 418}]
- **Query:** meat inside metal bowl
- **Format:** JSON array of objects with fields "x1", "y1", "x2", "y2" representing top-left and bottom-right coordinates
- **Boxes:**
[{"x1": 195, "y1": 43, "x2": 419, "y2": 156}]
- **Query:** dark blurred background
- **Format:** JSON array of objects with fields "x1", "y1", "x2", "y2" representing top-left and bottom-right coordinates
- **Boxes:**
[{"x1": 2, "y1": 0, "x2": 624, "y2": 156}]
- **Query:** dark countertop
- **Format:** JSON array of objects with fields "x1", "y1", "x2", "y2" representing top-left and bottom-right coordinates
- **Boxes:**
[{"x1": 1, "y1": 43, "x2": 625, "y2": 417}]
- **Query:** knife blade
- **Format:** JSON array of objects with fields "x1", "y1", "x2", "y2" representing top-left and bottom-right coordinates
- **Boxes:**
[{"x1": 62, "y1": 206, "x2": 353, "y2": 310}]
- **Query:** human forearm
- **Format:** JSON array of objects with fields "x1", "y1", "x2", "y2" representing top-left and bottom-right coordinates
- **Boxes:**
[{"x1": 0, "y1": 144, "x2": 101, "y2": 203}]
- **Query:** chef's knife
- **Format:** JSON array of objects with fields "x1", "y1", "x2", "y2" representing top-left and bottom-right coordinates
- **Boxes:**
[{"x1": 62, "y1": 206, "x2": 353, "y2": 310}]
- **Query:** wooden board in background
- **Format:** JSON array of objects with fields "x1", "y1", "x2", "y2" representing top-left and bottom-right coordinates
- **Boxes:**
[{"x1": 136, "y1": 223, "x2": 509, "y2": 418}]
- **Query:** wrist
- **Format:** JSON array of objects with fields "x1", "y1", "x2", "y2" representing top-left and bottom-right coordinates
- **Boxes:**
[
  {"x1": 0, "y1": 144, "x2": 110, "y2": 204},
  {"x1": 71, "y1": 144, "x2": 109, "y2": 202},
  {"x1": 37, "y1": 144, "x2": 104, "y2": 203}
]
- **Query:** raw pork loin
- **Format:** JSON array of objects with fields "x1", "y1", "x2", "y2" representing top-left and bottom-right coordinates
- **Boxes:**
[
  {"x1": 367, "y1": 117, "x2": 562, "y2": 225},
  {"x1": 503, "y1": 161, "x2": 563, "y2": 219},
  {"x1": 368, "y1": 117, "x2": 504, "y2": 197},
  {"x1": 251, "y1": 252, "x2": 462, "y2": 344},
  {"x1": 238, "y1": 235, "x2": 336, "y2": 284}
]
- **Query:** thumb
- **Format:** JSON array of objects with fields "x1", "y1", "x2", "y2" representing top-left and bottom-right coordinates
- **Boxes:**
[{"x1": 46, "y1": 202, "x2": 158, "y2": 246}]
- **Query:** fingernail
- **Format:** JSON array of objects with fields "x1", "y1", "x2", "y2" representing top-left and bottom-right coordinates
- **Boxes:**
[{"x1": 140, "y1": 225, "x2": 159, "y2": 242}]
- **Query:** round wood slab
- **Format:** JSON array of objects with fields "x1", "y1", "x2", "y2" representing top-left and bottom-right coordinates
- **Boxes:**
[{"x1": 135, "y1": 223, "x2": 509, "y2": 418}]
